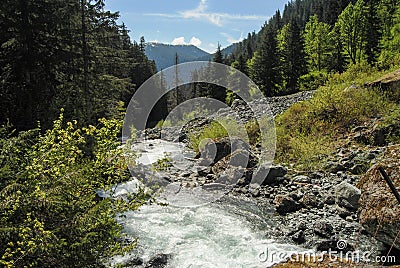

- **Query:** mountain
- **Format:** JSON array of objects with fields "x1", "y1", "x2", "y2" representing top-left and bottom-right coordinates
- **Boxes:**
[
  {"x1": 145, "y1": 42, "x2": 239, "y2": 70},
  {"x1": 145, "y1": 43, "x2": 211, "y2": 70},
  {"x1": 196, "y1": 43, "x2": 240, "y2": 62}
]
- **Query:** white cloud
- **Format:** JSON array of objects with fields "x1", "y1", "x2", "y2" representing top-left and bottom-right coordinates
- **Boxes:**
[
  {"x1": 203, "y1": 43, "x2": 217, "y2": 53},
  {"x1": 145, "y1": 0, "x2": 267, "y2": 27},
  {"x1": 180, "y1": 0, "x2": 223, "y2": 26},
  {"x1": 221, "y1": 32, "x2": 244, "y2": 44},
  {"x1": 171, "y1": 37, "x2": 186, "y2": 45},
  {"x1": 190, "y1": 37, "x2": 202, "y2": 47},
  {"x1": 171, "y1": 36, "x2": 202, "y2": 47}
]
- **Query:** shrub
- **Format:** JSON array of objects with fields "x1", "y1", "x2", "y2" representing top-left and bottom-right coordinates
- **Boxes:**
[
  {"x1": 152, "y1": 154, "x2": 173, "y2": 171},
  {"x1": 276, "y1": 66, "x2": 396, "y2": 170},
  {"x1": 189, "y1": 121, "x2": 229, "y2": 151},
  {"x1": 0, "y1": 115, "x2": 147, "y2": 267},
  {"x1": 188, "y1": 115, "x2": 274, "y2": 153},
  {"x1": 299, "y1": 71, "x2": 329, "y2": 91}
]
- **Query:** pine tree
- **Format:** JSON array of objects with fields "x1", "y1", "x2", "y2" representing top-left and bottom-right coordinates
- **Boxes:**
[
  {"x1": 249, "y1": 22, "x2": 281, "y2": 96},
  {"x1": 278, "y1": 21, "x2": 307, "y2": 93},
  {"x1": 245, "y1": 33, "x2": 254, "y2": 59},
  {"x1": 139, "y1": 36, "x2": 146, "y2": 52},
  {"x1": 209, "y1": 44, "x2": 227, "y2": 103},
  {"x1": 0, "y1": 0, "x2": 67, "y2": 129},
  {"x1": 0, "y1": 0, "x2": 156, "y2": 129},
  {"x1": 214, "y1": 43, "x2": 224, "y2": 64},
  {"x1": 364, "y1": 0, "x2": 381, "y2": 64}
]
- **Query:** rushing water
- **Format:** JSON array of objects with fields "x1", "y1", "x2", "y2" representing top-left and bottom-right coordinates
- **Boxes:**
[
  {"x1": 109, "y1": 140, "x2": 308, "y2": 267},
  {"x1": 111, "y1": 197, "x2": 309, "y2": 267}
]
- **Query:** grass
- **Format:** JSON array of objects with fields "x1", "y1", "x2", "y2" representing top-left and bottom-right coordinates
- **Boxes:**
[
  {"x1": 275, "y1": 63, "x2": 399, "y2": 170},
  {"x1": 187, "y1": 116, "x2": 273, "y2": 152},
  {"x1": 188, "y1": 120, "x2": 229, "y2": 151},
  {"x1": 374, "y1": 105, "x2": 400, "y2": 144},
  {"x1": 184, "y1": 63, "x2": 400, "y2": 171}
]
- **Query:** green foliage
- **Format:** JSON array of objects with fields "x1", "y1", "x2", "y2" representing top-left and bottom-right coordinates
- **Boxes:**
[
  {"x1": 155, "y1": 119, "x2": 172, "y2": 128},
  {"x1": 377, "y1": 105, "x2": 400, "y2": 144},
  {"x1": 189, "y1": 121, "x2": 229, "y2": 152},
  {"x1": 303, "y1": 15, "x2": 333, "y2": 72},
  {"x1": 227, "y1": 0, "x2": 400, "y2": 96},
  {"x1": 188, "y1": 117, "x2": 269, "y2": 152},
  {"x1": 276, "y1": 65, "x2": 395, "y2": 170},
  {"x1": 249, "y1": 23, "x2": 281, "y2": 96},
  {"x1": 378, "y1": 3, "x2": 400, "y2": 68},
  {"x1": 336, "y1": 0, "x2": 368, "y2": 65},
  {"x1": 152, "y1": 154, "x2": 173, "y2": 171},
  {"x1": 0, "y1": 115, "x2": 146, "y2": 267},
  {"x1": 276, "y1": 126, "x2": 333, "y2": 170},
  {"x1": 245, "y1": 119, "x2": 261, "y2": 146},
  {"x1": 0, "y1": 0, "x2": 156, "y2": 130},
  {"x1": 299, "y1": 71, "x2": 329, "y2": 91},
  {"x1": 278, "y1": 21, "x2": 307, "y2": 93}
]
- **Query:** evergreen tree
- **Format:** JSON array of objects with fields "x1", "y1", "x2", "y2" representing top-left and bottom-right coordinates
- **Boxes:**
[
  {"x1": 278, "y1": 21, "x2": 307, "y2": 93},
  {"x1": 364, "y1": 0, "x2": 382, "y2": 64},
  {"x1": 379, "y1": 2, "x2": 400, "y2": 66},
  {"x1": 245, "y1": 33, "x2": 254, "y2": 59},
  {"x1": 231, "y1": 54, "x2": 248, "y2": 74},
  {"x1": 214, "y1": 43, "x2": 224, "y2": 64},
  {"x1": 210, "y1": 44, "x2": 227, "y2": 103},
  {"x1": 378, "y1": 0, "x2": 398, "y2": 43},
  {"x1": 249, "y1": 23, "x2": 281, "y2": 96},
  {"x1": 139, "y1": 36, "x2": 146, "y2": 52},
  {"x1": 0, "y1": 0, "x2": 156, "y2": 129}
]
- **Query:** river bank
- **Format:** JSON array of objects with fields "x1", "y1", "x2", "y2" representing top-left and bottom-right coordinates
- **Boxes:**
[{"x1": 114, "y1": 88, "x2": 400, "y2": 267}]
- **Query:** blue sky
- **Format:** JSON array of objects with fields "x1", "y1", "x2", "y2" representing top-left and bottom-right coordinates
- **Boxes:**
[{"x1": 105, "y1": 0, "x2": 289, "y2": 53}]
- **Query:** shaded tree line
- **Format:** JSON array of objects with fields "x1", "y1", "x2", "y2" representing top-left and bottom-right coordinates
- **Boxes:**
[{"x1": 0, "y1": 0, "x2": 156, "y2": 130}]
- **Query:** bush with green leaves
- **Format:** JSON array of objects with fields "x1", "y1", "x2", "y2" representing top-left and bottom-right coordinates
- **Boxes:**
[
  {"x1": 0, "y1": 114, "x2": 147, "y2": 267},
  {"x1": 299, "y1": 71, "x2": 329, "y2": 91},
  {"x1": 276, "y1": 64, "x2": 397, "y2": 170}
]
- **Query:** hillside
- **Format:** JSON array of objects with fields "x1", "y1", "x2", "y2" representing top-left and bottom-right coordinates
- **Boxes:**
[
  {"x1": 145, "y1": 42, "x2": 239, "y2": 70},
  {"x1": 145, "y1": 43, "x2": 210, "y2": 70},
  {"x1": 196, "y1": 43, "x2": 240, "y2": 62}
]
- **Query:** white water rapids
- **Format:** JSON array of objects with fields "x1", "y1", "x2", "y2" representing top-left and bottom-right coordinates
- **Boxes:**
[{"x1": 109, "y1": 140, "x2": 308, "y2": 267}]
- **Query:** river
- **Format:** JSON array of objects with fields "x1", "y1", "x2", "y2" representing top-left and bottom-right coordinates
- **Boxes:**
[{"x1": 109, "y1": 140, "x2": 307, "y2": 267}]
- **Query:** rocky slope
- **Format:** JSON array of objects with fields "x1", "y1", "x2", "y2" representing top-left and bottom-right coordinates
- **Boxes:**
[
  {"x1": 139, "y1": 83, "x2": 400, "y2": 266},
  {"x1": 358, "y1": 145, "x2": 400, "y2": 252}
]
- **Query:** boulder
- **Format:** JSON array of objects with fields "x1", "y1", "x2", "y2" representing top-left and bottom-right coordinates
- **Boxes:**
[
  {"x1": 358, "y1": 145, "x2": 400, "y2": 251},
  {"x1": 125, "y1": 257, "x2": 143, "y2": 266},
  {"x1": 324, "y1": 194, "x2": 336, "y2": 205},
  {"x1": 146, "y1": 254, "x2": 170, "y2": 268},
  {"x1": 253, "y1": 165, "x2": 287, "y2": 185},
  {"x1": 299, "y1": 193, "x2": 321, "y2": 208},
  {"x1": 313, "y1": 221, "x2": 334, "y2": 238},
  {"x1": 366, "y1": 68, "x2": 400, "y2": 92},
  {"x1": 199, "y1": 137, "x2": 250, "y2": 166},
  {"x1": 274, "y1": 195, "x2": 303, "y2": 215},
  {"x1": 211, "y1": 149, "x2": 255, "y2": 179},
  {"x1": 326, "y1": 161, "x2": 346, "y2": 173},
  {"x1": 335, "y1": 181, "x2": 361, "y2": 211},
  {"x1": 292, "y1": 175, "x2": 311, "y2": 183},
  {"x1": 291, "y1": 230, "x2": 306, "y2": 244}
]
